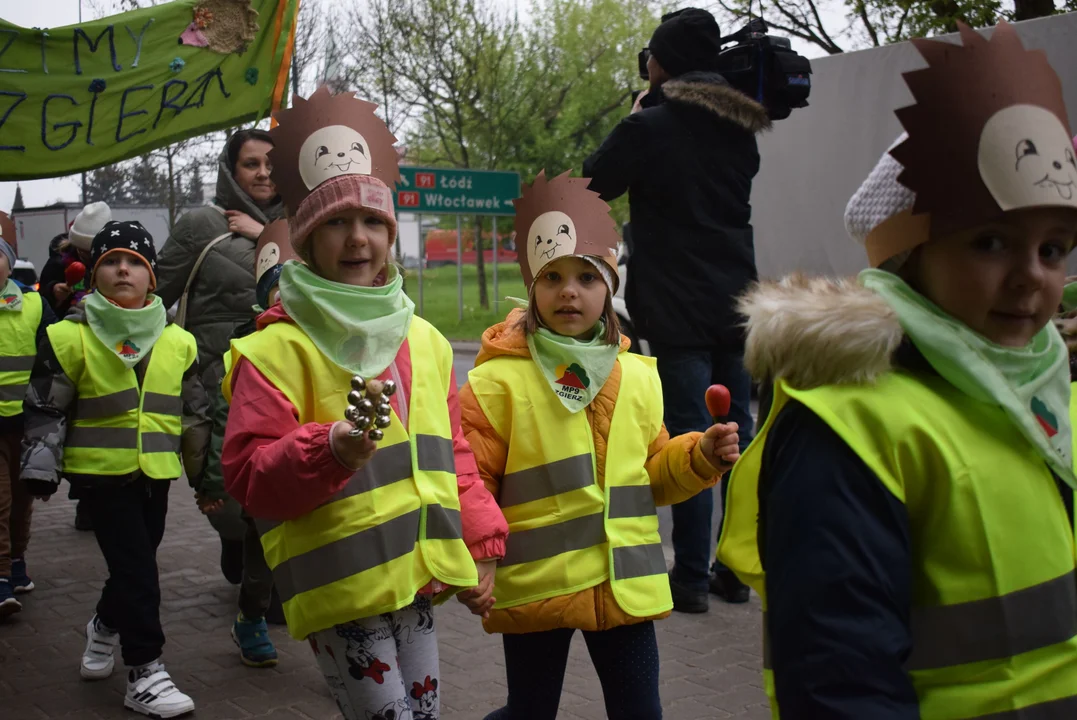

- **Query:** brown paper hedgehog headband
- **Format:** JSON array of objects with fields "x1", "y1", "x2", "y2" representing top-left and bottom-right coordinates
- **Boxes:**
[
  {"x1": 269, "y1": 86, "x2": 402, "y2": 259},
  {"x1": 513, "y1": 171, "x2": 621, "y2": 293},
  {"x1": 845, "y1": 21, "x2": 1077, "y2": 268}
]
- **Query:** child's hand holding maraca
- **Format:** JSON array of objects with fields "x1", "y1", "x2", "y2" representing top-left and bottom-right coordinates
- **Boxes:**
[{"x1": 700, "y1": 384, "x2": 740, "y2": 474}]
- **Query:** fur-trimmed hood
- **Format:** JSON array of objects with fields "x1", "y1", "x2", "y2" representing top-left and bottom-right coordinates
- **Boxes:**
[
  {"x1": 662, "y1": 72, "x2": 772, "y2": 134},
  {"x1": 738, "y1": 274, "x2": 904, "y2": 389}
]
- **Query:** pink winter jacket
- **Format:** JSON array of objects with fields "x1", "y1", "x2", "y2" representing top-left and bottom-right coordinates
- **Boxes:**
[{"x1": 221, "y1": 303, "x2": 508, "y2": 564}]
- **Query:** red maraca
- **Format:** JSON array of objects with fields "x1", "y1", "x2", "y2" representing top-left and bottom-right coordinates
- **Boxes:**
[
  {"x1": 705, "y1": 384, "x2": 731, "y2": 419},
  {"x1": 64, "y1": 261, "x2": 86, "y2": 287}
]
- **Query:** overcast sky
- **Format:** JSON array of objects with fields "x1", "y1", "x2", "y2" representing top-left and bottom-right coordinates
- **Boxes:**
[{"x1": 0, "y1": 0, "x2": 835, "y2": 214}]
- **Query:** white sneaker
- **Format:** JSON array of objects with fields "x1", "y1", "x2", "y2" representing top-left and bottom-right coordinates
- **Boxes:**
[
  {"x1": 80, "y1": 615, "x2": 118, "y2": 680},
  {"x1": 124, "y1": 662, "x2": 195, "y2": 719}
]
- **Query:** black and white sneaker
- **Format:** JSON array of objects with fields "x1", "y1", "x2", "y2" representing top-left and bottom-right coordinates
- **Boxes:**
[
  {"x1": 124, "y1": 662, "x2": 194, "y2": 719},
  {"x1": 81, "y1": 615, "x2": 118, "y2": 679}
]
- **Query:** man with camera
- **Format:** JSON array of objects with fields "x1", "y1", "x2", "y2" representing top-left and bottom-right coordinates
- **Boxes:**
[{"x1": 583, "y1": 7, "x2": 771, "y2": 613}]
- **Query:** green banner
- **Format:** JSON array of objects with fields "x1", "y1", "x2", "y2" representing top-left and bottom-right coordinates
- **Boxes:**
[{"x1": 0, "y1": 0, "x2": 299, "y2": 181}]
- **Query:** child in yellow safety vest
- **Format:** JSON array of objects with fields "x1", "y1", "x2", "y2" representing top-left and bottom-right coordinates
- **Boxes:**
[
  {"x1": 20, "y1": 220, "x2": 208, "y2": 719},
  {"x1": 716, "y1": 22, "x2": 1077, "y2": 719},
  {"x1": 0, "y1": 211, "x2": 57, "y2": 621},
  {"x1": 459, "y1": 171, "x2": 740, "y2": 719},
  {"x1": 219, "y1": 86, "x2": 508, "y2": 720}
]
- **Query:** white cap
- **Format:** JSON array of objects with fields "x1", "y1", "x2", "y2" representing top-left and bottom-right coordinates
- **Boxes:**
[
  {"x1": 844, "y1": 134, "x2": 915, "y2": 247},
  {"x1": 69, "y1": 202, "x2": 112, "y2": 251}
]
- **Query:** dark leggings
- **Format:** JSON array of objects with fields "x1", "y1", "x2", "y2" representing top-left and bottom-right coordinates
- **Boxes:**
[{"x1": 484, "y1": 621, "x2": 662, "y2": 720}]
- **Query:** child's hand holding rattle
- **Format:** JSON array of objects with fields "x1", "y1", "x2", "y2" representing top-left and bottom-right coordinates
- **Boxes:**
[{"x1": 700, "y1": 384, "x2": 741, "y2": 474}]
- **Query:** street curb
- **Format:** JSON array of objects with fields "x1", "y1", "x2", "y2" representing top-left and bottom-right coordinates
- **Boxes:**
[{"x1": 450, "y1": 341, "x2": 482, "y2": 354}]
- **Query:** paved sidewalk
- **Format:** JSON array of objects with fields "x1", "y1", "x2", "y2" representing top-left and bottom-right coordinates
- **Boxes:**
[{"x1": 0, "y1": 493, "x2": 769, "y2": 719}]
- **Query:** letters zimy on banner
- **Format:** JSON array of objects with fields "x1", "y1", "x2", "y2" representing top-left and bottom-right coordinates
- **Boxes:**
[{"x1": 0, "y1": 0, "x2": 299, "y2": 181}]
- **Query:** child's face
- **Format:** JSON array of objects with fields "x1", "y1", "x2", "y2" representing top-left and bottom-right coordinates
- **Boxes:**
[
  {"x1": 309, "y1": 208, "x2": 390, "y2": 286},
  {"x1": 0, "y1": 254, "x2": 10, "y2": 288},
  {"x1": 94, "y1": 253, "x2": 151, "y2": 308},
  {"x1": 533, "y1": 256, "x2": 608, "y2": 340},
  {"x1": 905, "y1": 207, "x2": 1077, "y2": 347}
]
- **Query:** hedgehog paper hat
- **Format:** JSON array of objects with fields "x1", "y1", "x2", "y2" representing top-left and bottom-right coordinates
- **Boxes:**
[
  {"x1": 0, "y1": 212, "x2": 15, "y2": 256},
  {"x1": 845, "y1": 21, "x2": 1077, "y2": 268},
  {"x1": 513, "y1": 171, "x2": 621, "y2": 289},
  {"x1": 268, "y1": 86, "x2": 402, "y2": 215}
]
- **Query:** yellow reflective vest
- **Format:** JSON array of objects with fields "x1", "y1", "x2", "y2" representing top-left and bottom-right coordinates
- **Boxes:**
[
  {"x1": 468, "y1": 351, "x2": 673, "y2": 617},
  {"x1": 225, "y1": 317, "x2": 478, "y2": 640},
  {"x1": 49, "y1": 320, "x2": 196, "y2": 480},
  {"x1": 0, "y1": 292, "x2": 42, "y2": 417},
  {"x1": 717, "y1": 371, "x2": 1077, "y2": 719}
]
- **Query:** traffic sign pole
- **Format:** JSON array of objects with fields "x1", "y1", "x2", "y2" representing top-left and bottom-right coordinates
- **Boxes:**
[
  {"x1": 456, "y1": 215, "x2": 464, "y2": 323},
  {"x1": 492, "y1": 216, "x2": 499, "y2": 316},
  {"x1": 417, "y1": 214, "x2": 424, "y2": 317}
]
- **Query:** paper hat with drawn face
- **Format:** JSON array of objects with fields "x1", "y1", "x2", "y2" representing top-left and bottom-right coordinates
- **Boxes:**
[
  {"x1": 846, "y1": 21, "x2": 1077, "y2": 268},
  {"x1": 254, "y1": 219, "x2": 295, "y2": 308},
  {"x1": 0, "y1": 212, "x2": 17, "y2": 256},
  {"x1": 268, "y1": 86, "x2": 402, "y2": 256},
  {"x1": 513, "y1": 171, "x2": 621, "y2": 290}
]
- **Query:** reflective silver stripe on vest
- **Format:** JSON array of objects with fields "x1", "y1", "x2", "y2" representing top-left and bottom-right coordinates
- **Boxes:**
[
  {"x1": 142, "y1": 392, "x2": 183, "y2": 416},
  {"x1": 500, "y1": 454, "x2": 594, "y2": 508},
  {"x1": 906, "y1": 570, "x2": 1077, "y2": 671},
  {"x1": 974, "y1": 694, "x2": 1077, "y2": 719},
  {"x1": 77, "y1": 388, "x2": 140, "y2": 420},
  {"x1": 500, "y1": 512, "x2": 605, "y2": 567},
  {"x1": 272, "y1": 508, "x2": 420, "y2": 603},
  {"x1": 417, "y1": 434, "x2": 455, "y2": 473},
  {"x1": 68, "y1": 426, "x2": 138, "y2": 449},
  {"x1": 256, "y1": 436, "x2": 458, "y2": 535},
  {"x1": 607, "y1": 486, "x2": 657, "y2": 519},
  {"x1": 426, "y1": 504, "x2": 463, "y2": 540},
  {"x1": 612, "y1": 543, "x2": 666, "y2": 580},
  {"x1": 0, "y1": 356, "x2": 35, "y2": 372},
  {"x1": 0, "y1": 384, "x2": 27, "y2": 402},
  {"x1": 141, "y1": 432, "x2": 181, "y2": 454}
]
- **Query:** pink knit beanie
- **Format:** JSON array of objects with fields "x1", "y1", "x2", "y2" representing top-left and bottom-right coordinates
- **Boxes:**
[{"x1": 268, "y1": 86, "x2": 403, "y2": 262}]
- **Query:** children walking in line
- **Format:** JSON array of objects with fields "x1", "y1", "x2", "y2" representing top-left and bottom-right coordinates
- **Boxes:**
[
  {"x1": 193, "y1": 220, "x2": 292, "y2": 668},
  {"x1": 460, "y1": 171, "x2": 740, "y2": 719},
  {"x1": 717, "y1": 22, "x2": 1077, "y2": 718},
  {"x1": 0, "y1": 212, "x2": 56, "y2": 619},
  {"x1": 20, "y1": 220, "x2": 209, "y2": 719},
  {"x1": 220, "y1": 87, "x2": 507, "y2": 720}
]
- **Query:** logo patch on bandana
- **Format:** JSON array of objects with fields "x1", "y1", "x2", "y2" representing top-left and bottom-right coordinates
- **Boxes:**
[
  {"x1": 116, "y1": 338, "x2": 141, "y2": 360},
  {"x1": 0, "y1": 294, "x2": 19, "y2": 307},
  {"x1": 1032, "y1": 396, "x2": 1059, "y2": 437},
  {"x1": 555, "y1": 363, "x2": 590, "y2": 402}
]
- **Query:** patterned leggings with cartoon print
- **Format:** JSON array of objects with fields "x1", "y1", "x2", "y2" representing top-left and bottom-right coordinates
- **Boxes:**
[{"x1": 309, "y1": 596, "x2": 441, "y2": 720}]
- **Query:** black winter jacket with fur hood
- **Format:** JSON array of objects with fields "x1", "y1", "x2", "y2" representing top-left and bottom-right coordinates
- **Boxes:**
[{"x1": 583, "y1": 71, "x2": 770, "y2": 350}]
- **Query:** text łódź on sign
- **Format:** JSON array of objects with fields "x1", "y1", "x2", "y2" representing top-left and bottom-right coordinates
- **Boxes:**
[
  {"x1": 0, "y1": 0, "x2": 298, "y2": 181},
  {"x1": 395, "y1": 167, "x2": 521, "y2": 216}
]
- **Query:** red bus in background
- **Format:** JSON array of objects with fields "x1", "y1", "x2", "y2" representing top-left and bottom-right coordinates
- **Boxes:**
[{"x1": 424, "y1": 228, "x2": 517, "y2": 266}]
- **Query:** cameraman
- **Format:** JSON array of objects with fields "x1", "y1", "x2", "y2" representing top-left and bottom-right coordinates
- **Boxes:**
[{"x1": 582, "y1": 7, "x2": 769, "y2": 613}]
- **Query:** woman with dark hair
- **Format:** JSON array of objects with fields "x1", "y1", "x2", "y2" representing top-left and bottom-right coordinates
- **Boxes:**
[{"x1": 155, "y1": 129, "x2": 284, "y2": 649}]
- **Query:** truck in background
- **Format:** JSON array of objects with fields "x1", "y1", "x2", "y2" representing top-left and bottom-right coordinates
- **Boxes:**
[{"x1": 11, "y1": 203, "x2": 177, "y2": 276}]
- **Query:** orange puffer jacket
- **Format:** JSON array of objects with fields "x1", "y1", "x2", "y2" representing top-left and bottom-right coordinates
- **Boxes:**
[{"x1": 459, "y1": 310, "x2": 722, "y2": 634}]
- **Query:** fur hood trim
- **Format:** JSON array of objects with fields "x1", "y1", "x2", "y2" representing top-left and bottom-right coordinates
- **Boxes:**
[
  {"x1": 738, "y1": 274, "x2": 904, "y2": 389},
  {"x1": 663, "y1": 77, "x2": 772, "y2": 134}
]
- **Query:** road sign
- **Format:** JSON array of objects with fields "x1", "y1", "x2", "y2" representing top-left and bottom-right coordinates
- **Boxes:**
[{"x1": 395, "y1": 167, "x2": 520, "y2": 216}]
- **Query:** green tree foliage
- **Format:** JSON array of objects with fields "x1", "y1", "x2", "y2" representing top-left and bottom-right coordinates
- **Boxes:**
[{"x1": 710, "y1": 0, "x2": 1063, "y2": 55}]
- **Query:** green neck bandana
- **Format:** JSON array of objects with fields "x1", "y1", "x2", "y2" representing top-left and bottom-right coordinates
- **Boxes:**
[
  {"x1": 277, "y1": 260, "x2": 415, "y2": 378},
  {"x1": 0, "y1": 280, "x2": 23, "y2": 312},
  {"x1": 84, "y1": 292, "x2": 167, "y2": 369},
  {"x1": 527, "y1": 324, "x2": 620, "y2": 413},
  {"x1": 861, "y1": 269, "x2": 1075, "y2": 489}
]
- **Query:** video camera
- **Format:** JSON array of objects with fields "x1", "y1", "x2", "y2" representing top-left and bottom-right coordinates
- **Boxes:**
[{"x1": 638, "y1": 16, "x2": 812, "y2": 121}]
